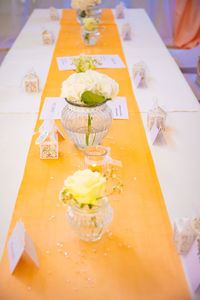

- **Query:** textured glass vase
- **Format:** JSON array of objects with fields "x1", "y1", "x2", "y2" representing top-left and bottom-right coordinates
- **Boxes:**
[
  {"x1": 66, "y1": 197, "x2": 113, "y2": 241},
  {"x1": 61, "y1": 99, "x2": 112, "y2": 150},
  {"x1": 76, "y1": 6, "x2": 102, "y2": 25}
]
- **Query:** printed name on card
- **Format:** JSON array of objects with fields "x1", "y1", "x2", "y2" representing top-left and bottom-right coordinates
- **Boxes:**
[
  {"x1": 56, "y1": 55, "x2": 126, "y2": 71},
  {"x1": 7, "y1": 220, "x2": 39, "y2": 274},
  {"x1": 150, "y1": 120, "x2": 166, "y2": 145}
]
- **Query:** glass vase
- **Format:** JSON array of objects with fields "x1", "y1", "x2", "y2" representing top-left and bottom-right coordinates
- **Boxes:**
[
  {"x1": 84, "y1": 145, "x2": 108, "y2": 174},
  {"x1": 76, "y1": 6, "x2": 102, "y2": 25},
  {"x1": 61, "y1": 99, "x2": 112, "y2": 150},
  {"x1": 66, "y1": 197, "x2": 113, "y2": 241},
  {"x1": 81, "y1": 27, "x2": 99, "y2": 46}
]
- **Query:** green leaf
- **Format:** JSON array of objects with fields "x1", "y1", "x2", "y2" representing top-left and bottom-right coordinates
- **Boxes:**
[
  {"x1": 85, "y1": 33, "x2": 90, "y2": 42},
  {"x1": 80, "y1": 10, "x2": 86, "y2": 18},
  {"x1": 81, "y1": 91, "x2": 108, "y2": 106}
]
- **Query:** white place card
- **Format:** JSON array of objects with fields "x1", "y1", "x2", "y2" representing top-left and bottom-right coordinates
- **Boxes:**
[
  {"x1": 150, "y1": 120, "x2": 166, "y2": 145},
  {"x1": 134, "y1": 72, "x2": 142, "y2": 88},
  {"x1": 56, "y1": 55, "x2": 126, "y2": 71},
  {"x1": 7, "y1": 220, "x2": 39, "y2": 274},
  {"x1": 107, "y1": 97, "x2": 129, "y2": 119},
  {"x1": 38, "y1": 119, "x2": 65, "y2": 141},
  {"x1": 40, "y1": 97, "x2": 66, "y2": 120},
  {"x1": 40, "y1": 97, "x2": 129, "y2": 120},
  {"x1": 184, "y1": 238, "x2": 200, "y2": 293}
]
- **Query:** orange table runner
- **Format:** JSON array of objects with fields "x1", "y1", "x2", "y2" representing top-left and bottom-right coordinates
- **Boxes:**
[{"x1": 0, "y1": 9, "x2": 190, "y2": 300}]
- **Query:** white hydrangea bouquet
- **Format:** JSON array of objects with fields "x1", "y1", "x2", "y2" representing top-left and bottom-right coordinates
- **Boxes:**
[
  {"x1": 71, "y1": 0, "x2": 102, "y2": 25},
  {"x1": 71, "y1": 0, "x2": 101, "y2": 11},
  {"x1": 61, "y1": 70, "x2": 118, "y2": 148},
  {"x1": 61, "y1": 69, "x2": 119, "y2": 104}
]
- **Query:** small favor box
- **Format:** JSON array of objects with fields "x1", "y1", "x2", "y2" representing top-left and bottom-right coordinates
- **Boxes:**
[
  {"x1": 40, "y1": 133, "x2": 58, "y2": 159},
  {"x1": 147, "y1": 105, "x2": 166, "y2": 131},
  {"x1": 115, "y1": 2, "x2": 125, "y2": 19},
  {"x1": 24, "y1": 72, "x2": 39, "y2": 93},
  {"x1": 42, "y1": 30, "x2": 53, "y2": 45},
  {"x1": 7, "y1": 220, "x2": 39, "y2": 274},
  {"x1": 36, "y1": 120, "x2": 65, "y2": 159},
  {"x1": 173, "y1": 217, "x2": 197, "y2": 255},
  {"x1": 132, "y1": 61, "x2": 146, "y2": 88},
  {"x1": 121, "y1": 23, "x2": 131, "y2": 40},
  {"x1": 49, "y1": 7, "x2": 59, "y2": 21}
]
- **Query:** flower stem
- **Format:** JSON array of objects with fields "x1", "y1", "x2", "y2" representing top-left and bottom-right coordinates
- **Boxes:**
[
  {"x1": 91, "y1": 216, "x2": 97, "y2": 227},
  {"x1": 86, "y1": 113, "x2": 92, "y2": 146}
]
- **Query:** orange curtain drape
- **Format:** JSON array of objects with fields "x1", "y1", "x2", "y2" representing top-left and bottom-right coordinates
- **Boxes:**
[{"x1": 174, "y1": 0, "x2": 200, "y2": 48}]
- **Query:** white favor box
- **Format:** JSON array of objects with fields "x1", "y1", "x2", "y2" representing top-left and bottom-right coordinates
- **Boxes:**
[
  {"x1": 42, "y1": 30, "x2": 53, "y2": 45},
  {"x1": 40, "y1": 133, "x2": 58, "y2": 159},
  {"x1": 50, "y1": 7, "x2": 59, "y2": 21},
  {"x1": 24, "y1": 72, "x2": 39, "y2": 93},
  {"x1": 147, "y1": 106, "x2": 166, "y2": 130},
  {"x1": 115, "y1": 2, "x2": 125, "y2": 19},
  {"x1": 174, "y1": 218, "x2": 197, "y2": 255}
]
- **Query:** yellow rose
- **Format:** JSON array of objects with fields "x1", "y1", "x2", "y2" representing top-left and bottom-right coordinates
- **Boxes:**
[
  {"x1": 63, "y1": 169, "x2": 106, "y2": 205},
  {"x1": 83, "y1": 17, "x2": 98, "y2": 31}
]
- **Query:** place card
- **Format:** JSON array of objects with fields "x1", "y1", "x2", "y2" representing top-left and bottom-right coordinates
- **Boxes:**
[
  {"x1": 121, "y1": 23, "x2": 131, "y2": 41},
  {"x1": 115, "y1": 2, "x2": 125, "y2": 19},
  {"x1": 40, "y1": 97, "x2": 128, "y2": 120},
  {"x1": 40, "y1": 97, "x2": 66, "y2": 120},
  {"x1": 150, "y1": 120, "x2": 166, "y2": 145},
  {"x1": 183, "y1": 237, "x2": 200, "y2": 293},
  {"x1": 134, "y1": 72, "x2": 143, "y2": 88},
  {"x1": 132, "y1": 61, "x2": 147, "y2": 88},
  {"x1": 7, "y1": 220, "x2": 39, "y2": 274},
  {"x1": 107, "y1": 97, "x2": 129, "y2": 119},
  {"x1": 38, "y1": 119, "x2": 65, "y2": 140},
  {"x1": 56, "y1": 55, "x2": 126, "y2": 71}
]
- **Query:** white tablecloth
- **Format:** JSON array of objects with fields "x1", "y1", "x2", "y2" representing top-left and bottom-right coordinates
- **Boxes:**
[{"x1": 0, "y1": 9, "x2": 199, "y2": 299}]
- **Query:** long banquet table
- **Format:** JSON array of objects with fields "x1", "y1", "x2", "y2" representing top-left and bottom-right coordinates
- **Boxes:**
[{"x1": 0, "y1": 8, "x2": 199, "y2": 300}]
